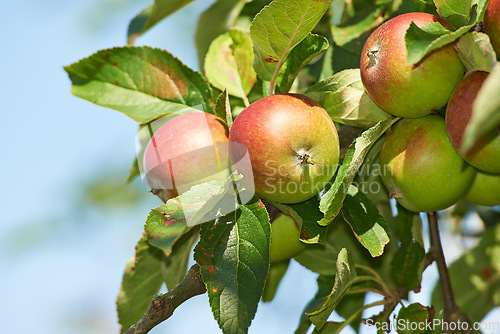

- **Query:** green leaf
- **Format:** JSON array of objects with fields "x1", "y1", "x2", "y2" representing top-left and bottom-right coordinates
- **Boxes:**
[
  {"x1": 462, "y1": 63, "x2": 500, "y2": 151},
  {"x1": 456, "y1": 32, "x2": 497, "y2": 72},
  {"x1": 396, "y1": 303, "x2": 434, "y2": 334},
  {"x1": 433, "y1": 0, "x2": 471, "y2": 28},
  {"x1": 64, "y1": 46, "x2": 213, "y2": 124},
  {"x1": 275, "y1": 33, "x2": 329, "y2": 93},
  {"x1": 144, "y1": 174, "x2": 241, "y2": 253},
  {"x1": 161, "y1": 226, "x2": 199, "y2": 290},
  {"x1": 270, "y1": 196, "x2": 327, "y2": 244},
  {"x1": 331, "y1": 8, "x2": 385, "y2": 47},
  {"x1": 405, "y1": 21, "x2": 471, "y2": 65},
  {"x1": 295, "y1": 274, "x2": 335, "y2": 334},
  {"x1": 431, "y1": 224, "x2": 500, "y2": 323},
  {"x1": 144, "y1": 208, "x2": 189, "y2": 256},
  {"x1": 318, "y1": 118, "x2": 398, "y2": 225},
  {"x1": 262, "y1": 259, "x2": 289, "y2": 302},
  {"x1": 307, "y1": 248, "x2": 358, "y2": 330},
  {"x1": 126, "y1": 158, "x2": 140, "y2": 184},
  {"x1": 250, "y1": 0, "x2": 331, "y2": 84},
  {"x1": 389, "y1": 205, "x2": 426, "y2": 291},
  {"x1": 195, "y1": 199, "x2": 271, "y2": 334},
  {"x1": 306, "y1": 69, "x2": 392, "y2": 129},
  {"x1": 195, "y1": 0, "x2": 248, "y2": 69},
  {"x1": 205, "y1": 30, "x2": 257, "y2": 100},
  {"x1": 215, "y1": 90, "x2": 233, "y2": 128},
  {"x1": 341, "y1": 185, "x2": 390, "y2": 257},
  {"x1": 391, "y1": 241, "x2": 425, "y2": 291},
  {"x1": 117, "y1": 233, "x2": 165, "y2": 333},
  {"x1": 335, "y1": 291, "x2": 366, "y2": 332},
  {"x1": 127, "y1": 0, "x2": 195, "y2": 44}
]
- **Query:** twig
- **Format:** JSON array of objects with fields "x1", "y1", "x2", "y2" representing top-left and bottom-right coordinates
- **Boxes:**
[
  {"x1": 426, "y1": 212, "x2": 473, "y2": 334},
  {"x1": 125, "y1": 264, "x2": 206, "y2": 334}
]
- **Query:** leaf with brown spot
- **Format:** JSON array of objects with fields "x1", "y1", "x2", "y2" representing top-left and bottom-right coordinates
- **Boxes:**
[{"x1": 64, "y1": 46, "x2": 213, "y2": 124}]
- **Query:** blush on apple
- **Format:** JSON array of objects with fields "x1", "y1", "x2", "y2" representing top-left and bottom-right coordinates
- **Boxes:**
[
  {"x1": 143, "y1": 112, "x2": 229, "y2": 202},
  {"x1": 379, "y1": 115, "x2": 476, "y2": 213},
  {"x1": 445, "y1": 71, "x2": 500, "y2": 173},
  {"x1": 360, "y1": 12, "x2": 464, "y2": 118},
  {"x1": 228, "y1": 94, "x2": 340, "y2": 204},
  {"x1": 484, "y1": 0, "x2": 500, "y2": 58}
]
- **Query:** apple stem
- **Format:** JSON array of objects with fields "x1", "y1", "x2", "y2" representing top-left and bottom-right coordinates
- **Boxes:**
[
  {"x1": 124, "y1": 264, "x2": 206, "y2": 334},
  {"x1": 426, "y1": 212, "x2": 474, "y2": 334}
]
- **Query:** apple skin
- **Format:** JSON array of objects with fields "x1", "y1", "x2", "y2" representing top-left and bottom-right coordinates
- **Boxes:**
[
  {"x1": 484, "y1": 0, "x2": 500, "y2": 57},
  {"x1": 464, "y1": 170, "x2": 500, "y2": 207},
  {"x1": 269, "y1": 213, "x2": 305, "y2": 263},
  {"x1": 228, "y1": 94, "x2": 340, "y2": 204},
  {"x1": 143, "y1": 112, "x2": 229, "y2": 201},
  {"x1": 445, "y1": 71, "x2": 500, "y2": 173},
  {"x1": 379, "y1": 115, "x2": 476, "y2": 212},
  {"x1": 360, "y1": 12, "x2": 464, "y2": 118}
]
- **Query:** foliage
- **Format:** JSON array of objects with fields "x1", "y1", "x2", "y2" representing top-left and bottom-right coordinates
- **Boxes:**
[{"x1": 66, "y1": 0, "x2": 500, "y2": 333}]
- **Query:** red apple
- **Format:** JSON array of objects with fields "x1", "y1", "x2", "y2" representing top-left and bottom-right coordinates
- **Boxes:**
[
  {"x1": 143, "y1": 112, "x2": 229, "y2": 202},
  {"x1": 484, "y1": 0, "x2": 500, "y2": 57},
  {"x1": 360, "y1": 12, "x2": 464, "y2": 118},
  {"x1": 379, "y1": 115, "x2": 476, "y2": 212},
  {"x1": 464, "y1": 170, "x2": 500, "y2": 207},
  {"x1": 228, "y1": 94, "x2": 340, "y2": 204},
  {"x1": 445, "y1": 71, "x2": 500, "y2": 173}
]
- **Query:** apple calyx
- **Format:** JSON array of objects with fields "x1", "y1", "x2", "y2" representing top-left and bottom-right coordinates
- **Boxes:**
[
  {"x1": 366, "y1": 49, "x2": 379, "y2": 67},
  {"x1": 297, "y1": 149, "x2": 314, "y2": 166}
]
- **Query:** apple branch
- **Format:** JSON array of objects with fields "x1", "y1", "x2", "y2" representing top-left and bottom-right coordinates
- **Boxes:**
[
  {"x1": 426, "y1": 212, "x2": 473, "y2": 334},
  {"x1": 124, "y1": 264, "x2": 206, "y2": 334}
]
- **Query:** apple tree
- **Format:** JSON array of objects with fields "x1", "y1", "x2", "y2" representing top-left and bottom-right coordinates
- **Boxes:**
[{"x1": 64, "y1": 0, "x2": 500, "y2": 333}]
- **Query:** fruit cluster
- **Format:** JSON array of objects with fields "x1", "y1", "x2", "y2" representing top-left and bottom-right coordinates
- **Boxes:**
[
  {"x1": 360, "y1": 10, "x2": 500, "y2": 212},
  {"x1": 142, "y1": 4, "x2": 500, "y2": 263}
]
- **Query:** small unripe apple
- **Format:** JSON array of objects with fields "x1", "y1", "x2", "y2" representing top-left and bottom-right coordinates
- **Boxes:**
[
  {"x1": 228, "y1": 94, "x2": 340, "y2": 204},
  {"x1": 269, "y1": 213, "x2": 305, "y2": 263},
  {"x1": 464, "y1": 170, "x2": 500, "y2": 207},
  {"x1": 143, "y1": 112, "x2": 229, "y2": 201},
  {"x1": 379, "y1": 115, "x2": 476, "y2": 212},
  {"x1": 445, "y1": 71, "x2": 500, "y2": 173},
  {"x1": 360, "y1": 12, "x2": 464, "y2": 118},
  {"x1": 484, "y1": 0, "x2": 500, "y2": 57}
]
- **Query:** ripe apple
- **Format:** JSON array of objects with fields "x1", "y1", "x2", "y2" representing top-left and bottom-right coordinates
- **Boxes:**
[
  {"x1": 464, "y1": 170, "x2": 500, "y2": 207},
  {"x1": 269, "y1": 213, "x2": 305, "y2": 263},
  {"x1": 360, "y1": 12, "x2": 464, "y2": 118},
  {"x1": 484, "y1": 0, "x2": 500, "y2": 57},
  {"x1": 445, "y1": 71, "x2": 500, "y2": 173},
  {"x1": 379, "y1": 115, "x2": 476, "y2": 212},
  {"x1": 143, "y1": 112, "x2": 229, "y2": 202},
  {"x1": 228, "y1": 94, "x2": 340, "y2": 204}
]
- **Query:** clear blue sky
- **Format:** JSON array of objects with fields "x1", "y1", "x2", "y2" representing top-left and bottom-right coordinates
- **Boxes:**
[{"x1": 1, "y1": 1, "x2": 498, "y2": 333}]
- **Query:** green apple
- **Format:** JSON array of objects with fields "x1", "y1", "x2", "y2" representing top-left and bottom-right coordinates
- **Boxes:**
[
  {"x1": 464, "y1": 170, "x2": 500, "y2": 207},
  {"x1": 484, "y1": 0, "x2": 500, "y2": 57},
  {"x1": 143, "y1": 112, "x2": 229, "y2": 202},
  {"x1": 228, "y1": 94, "x2": 340, "y2": 204},
  {"x1": 379, "y1": 115, "x2": 476, "y2": 212},
  {"x1": 269, "y1": 213, "x2": 305, "y2": 263},
  {"x1": 360, "y1": 12, "x2": 464, "y2": 118},
  {"x1": 445, "y1": 71, "x2": 500, "y2": 173}
]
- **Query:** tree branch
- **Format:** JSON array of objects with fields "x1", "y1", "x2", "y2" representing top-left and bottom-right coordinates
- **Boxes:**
[
  {"x1": 426, "y1": 212, "x2": 473, "y2": 334},
  {"x1": 124, "y1": 264, "x2": 206, "y2": 334}
]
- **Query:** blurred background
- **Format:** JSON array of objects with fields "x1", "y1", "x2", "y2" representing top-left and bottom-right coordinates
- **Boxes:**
[{"x1": 1, "y1": 0, "x2": 498, "y2": 333}]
